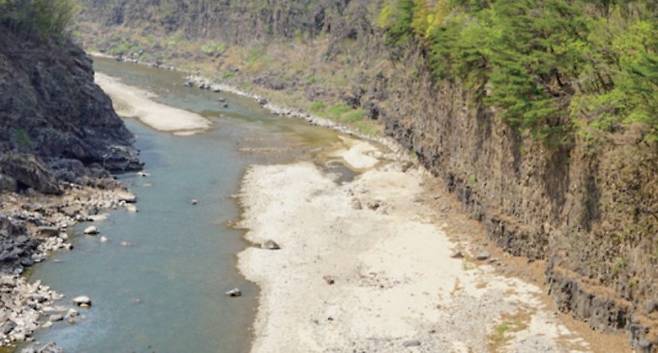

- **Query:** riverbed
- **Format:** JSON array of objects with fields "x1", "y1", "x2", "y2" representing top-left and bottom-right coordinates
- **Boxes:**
[
  {"x1": 19, "y1": 58, "x2": 341, "y2": 353},
  {"x1": 18, "y1": 57, "x2": 633, "y2": 353}
]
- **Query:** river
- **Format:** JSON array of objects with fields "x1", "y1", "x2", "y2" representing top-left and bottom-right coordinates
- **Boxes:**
[{"x1": 19, "y1": 58, "x2": 340, "y2": 353}]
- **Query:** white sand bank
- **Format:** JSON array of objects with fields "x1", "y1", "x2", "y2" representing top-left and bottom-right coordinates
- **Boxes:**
[
  {"x1": 237, "y1": 141, "x2": 595, "y2": 353},
  {"x1": 95, "y1": 73, "x2": 211, "y2": 134}
]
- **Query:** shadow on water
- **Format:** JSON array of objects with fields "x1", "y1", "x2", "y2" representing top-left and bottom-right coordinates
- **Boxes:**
[{"x1": 18, "y1": 58, "x2": 341, "y2": 353}]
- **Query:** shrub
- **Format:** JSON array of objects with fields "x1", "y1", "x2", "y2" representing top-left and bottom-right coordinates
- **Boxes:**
[{"x1": 0, "y1": 0, "x2": 78, "y2": 38}]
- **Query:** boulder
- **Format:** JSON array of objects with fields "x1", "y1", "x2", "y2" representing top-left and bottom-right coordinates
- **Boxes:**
[
  {"x1": 0, "y1": 173, "x2": 17, "y2": 193},
  {"x1": 72, "y1": 296, "x2": 92, "y2": 307},
  {"x1": 0, "y1": 154, "x2": 61, "y2": 195}
]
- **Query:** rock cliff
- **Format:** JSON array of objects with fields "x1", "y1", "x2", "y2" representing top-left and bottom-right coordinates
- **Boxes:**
[{"x1": 0, "y1": 23, "x2": 142, "y2": 194}]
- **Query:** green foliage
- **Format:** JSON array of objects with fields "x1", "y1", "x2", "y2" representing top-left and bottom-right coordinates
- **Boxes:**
[
  {"x1": 377, "y1": 0, "x2": 658, "y2": 144},
  {"x1": 0, "y1": 0, "x2": 78, "y2": 38},
  {"x1": 201, "y1": 41, "x2": 226, "y2": 56},
  {"x1": 310, "y1": 101, "x2": 327, "y2": 113},
  {"x1": 378, "y1": 0, "x2": 415, "y2": 46}
]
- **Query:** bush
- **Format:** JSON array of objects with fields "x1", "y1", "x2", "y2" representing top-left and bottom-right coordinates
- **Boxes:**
[{"x1": 0, "y1": 0, "x2": 78, "y2": 38}]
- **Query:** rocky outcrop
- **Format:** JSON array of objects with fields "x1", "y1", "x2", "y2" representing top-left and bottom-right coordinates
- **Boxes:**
[
  {"x1": 0, "y1": 23, "x2": 142, "y2": 186},
  {"x1": 0, "y1": 154, "x2": 62, "y2": 195}
]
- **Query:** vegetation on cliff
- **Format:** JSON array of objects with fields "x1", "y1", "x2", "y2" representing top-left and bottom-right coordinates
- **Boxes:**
[
  {"x1": 0, "y1": 0, "x2": 77, "y2": 37},
  {"x1": 378, "y1": 0, "x2": 658, "y2": 145}
]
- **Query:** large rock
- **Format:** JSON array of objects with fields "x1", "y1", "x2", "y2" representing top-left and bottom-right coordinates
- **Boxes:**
[{"x1": 0, "y1": 154, "x2": 61, "y2": 195}]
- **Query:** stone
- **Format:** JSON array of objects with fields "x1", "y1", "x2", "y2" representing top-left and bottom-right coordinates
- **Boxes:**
[
  {"x1": 126, "y1": 204, "x2": 138, "y2": 213},
  {"x1": 191, "y1": 199, "x2": 199, "y2": 205},
  {"x1": 261, "y1": 240, "x2": 281, "y2": 250},
  {"x1": 83, "y1": 226, "x2": 98, "y2": 235},
  {"x1": 258, "y1": 98, "x2": 268, "y2": 106},
  {"x1": 476, "y1": 251, "x2": 491, "y2": 261},
  {"x1": 72, "y1": 296, "x2": 92, "y2": 307},
  {"x1": 65, "y1": 308, "x2": 79, "y2": 319},
  {"x1": 323, "y1": 275, "x2": 336, "y2": 285},
  {"x1": 48, "y1": 314, "x2": 63, "y2": 322},
  {"x1": 1, "y1": 320, "x2": 16, "y2": 335},
  {"x1": 402, "y1": 340, "x2": 421, "y2": 347},
  {"x1": 225, "y1": 288, "x2": 242, "y2": 297},
  {"x1": 37, "y1": 227, "x2": 60, "y2": 237},
  {"x1": 0, "y1": 173, "x2": 17, "y2": 193},
  {"x1": 117, "y1": 191, "x2": 137, "y2": 203},
  {"x1": 0, "y1": 154, "x2": 62, "y2": 195}
]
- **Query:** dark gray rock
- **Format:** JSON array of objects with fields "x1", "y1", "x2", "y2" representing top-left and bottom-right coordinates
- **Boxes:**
[
  {"x1": 0, "y1": 154, "x2": 61, "y2": 195},
  {"x1": 0, "y1": 173, "x2": 17, "y2": 193},
  {"x1": 0, "y1": 24, "x2": 143, "y2": 190}
]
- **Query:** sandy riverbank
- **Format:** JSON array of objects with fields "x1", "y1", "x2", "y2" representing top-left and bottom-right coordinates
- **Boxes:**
[
  {"x1": 237, "y1": 140, "x2": 603, "y2": 353},
  {"x1": 95, "y1": 73, "x2": 211, "y2": 135}
]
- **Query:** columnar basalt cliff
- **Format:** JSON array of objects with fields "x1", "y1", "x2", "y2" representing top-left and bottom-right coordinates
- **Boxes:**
[{"x1": 77, "y1": 1, "x2": 657, "y2": 351}]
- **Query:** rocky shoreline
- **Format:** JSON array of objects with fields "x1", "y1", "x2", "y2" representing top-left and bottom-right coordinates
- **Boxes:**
[
  {"x1": 0, "y1": 179, "x2": 139, "y2": 351},
  {"x1": 1, "y1": 25, "x2": 144, "y2": 352}
]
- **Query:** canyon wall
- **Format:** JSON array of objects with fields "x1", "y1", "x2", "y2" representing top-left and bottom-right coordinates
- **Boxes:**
[{"x1": 77, "y1": 1, "x2": 657, "y2": 350}]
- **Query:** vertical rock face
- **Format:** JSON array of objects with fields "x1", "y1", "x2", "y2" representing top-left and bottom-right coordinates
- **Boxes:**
[
  {"x1": 382, "y1": 62, "x2": 658, "y2": 351},
  {"x1": 0, "y1": 24, "x2": 142, "y2": 191}
]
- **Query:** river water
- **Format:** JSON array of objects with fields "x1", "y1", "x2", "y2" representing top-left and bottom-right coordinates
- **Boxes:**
[{"x1": 20, "y1": 58, "x2": 340, "y2": 353}]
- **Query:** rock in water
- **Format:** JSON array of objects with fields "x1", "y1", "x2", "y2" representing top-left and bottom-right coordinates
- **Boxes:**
[
  {"x1": 225, "y1": 288, "x2": 242, "y2": 297},
  {"x1": 191, "y1": 199, "x2": 199, "y2": 205},
  {"x1": 83, "y1": 226, "x2": 99, "y2": 235},
  {"x1": 261, "y1": 240, "x2": 281, "y2": 250},
  {"x1": 72, "y1": 296, "x2": 92, "y2": 307}
]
